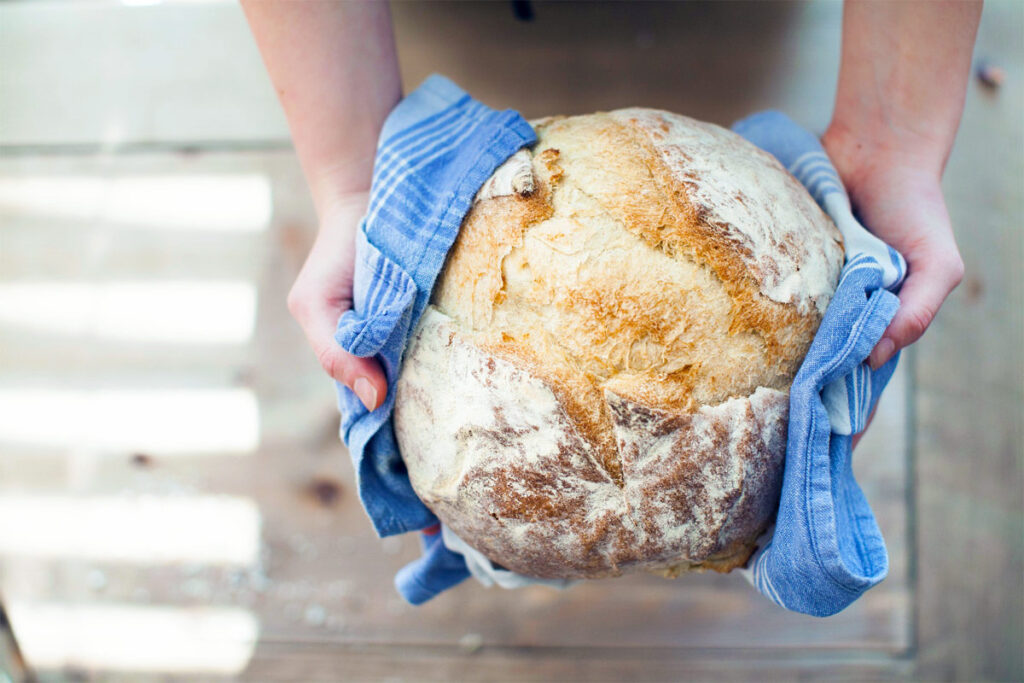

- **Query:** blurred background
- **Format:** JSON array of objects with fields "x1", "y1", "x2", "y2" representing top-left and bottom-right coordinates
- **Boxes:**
[{"x1": 0, "y1": 1, "x2": 1020, "y2": 680}]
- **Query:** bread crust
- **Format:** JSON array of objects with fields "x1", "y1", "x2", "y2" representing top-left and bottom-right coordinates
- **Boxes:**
[{"x1": 394, "y1": 110, "x2": 843, "y2": 579}]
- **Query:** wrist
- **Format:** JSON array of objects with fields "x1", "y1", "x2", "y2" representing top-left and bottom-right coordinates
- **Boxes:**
[
  {"x1": 317, "y1": 187, "x2": 371, "y2": 228},
  {"x1": 308, "y1": 157, "x2": 375, "y2": 221},
  {"x1": 822, "y1": 120, "x2": 944, "y2": 193}
]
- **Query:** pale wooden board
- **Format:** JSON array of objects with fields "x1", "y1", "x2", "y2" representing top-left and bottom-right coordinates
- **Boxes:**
[
  {"x1": 912, "y1": 1, "x2": 1024, "y2": 679},
  {"x1": 391, "y1": 0, "x2": 843, "y2": 131},
  {"x1": 0, "y1": 2, "x2": 288, "y2": 148},
  {"x1": 242, "y1": 644, "x2": 917, "y2": 683},
  {"x1": 13, "y1": 0, "x2": 1024, "y2": 680},
  {"x1": 0, "y1": 2, "x2": 843, "y2": 150},
  {"x1": 0, "y1": 147, "x2": 909, "y2": 680}
]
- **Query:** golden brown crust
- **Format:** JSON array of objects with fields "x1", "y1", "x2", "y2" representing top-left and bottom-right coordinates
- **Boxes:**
[
  {"x1": 394, "y1": 311, "x2": 789, "y2": 578},
  {"x1": 436, "y1": 111, "x2": 841, "y2": 416},
  {"x1": 397, "y1": 109, "x2": 844, "y2": 579}
]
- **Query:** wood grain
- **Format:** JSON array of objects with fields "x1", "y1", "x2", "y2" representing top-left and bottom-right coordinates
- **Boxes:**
[
  {"x1": 913, "y1": 2, "x2": 1024, "y2": 678},
  {"x1": 0, "y1": 0, "x2": 1019, "y2": 680},
  {"x1": 0, "y1": 146, "x2": 910, "y2": 678}
]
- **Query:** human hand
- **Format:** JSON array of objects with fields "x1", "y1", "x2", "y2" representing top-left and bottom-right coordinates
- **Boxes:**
[
  {"x1": 287, "y1": 191, "x2": 388, "y2": 411},
  {"x1": 823, "y1": 128, "x2": 964, "y2": 450},
  {"x1": 243, "y1": 0, "x2": 399, "y2": 412},
  {"x1": 822, "y1": 128, "x2": 965, "y2": 372}
]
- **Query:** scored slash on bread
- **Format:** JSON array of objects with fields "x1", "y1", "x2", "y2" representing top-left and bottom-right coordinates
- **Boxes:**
[{"x1": 394, "y1": 109, "x2": 844, "y2": 580}]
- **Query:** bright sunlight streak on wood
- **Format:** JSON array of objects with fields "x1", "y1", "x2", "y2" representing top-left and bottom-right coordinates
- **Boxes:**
[
  {"x1": 0, "y1": 174, "x2": 271, "y2": 232},
  {"x1": 0, "y1": 281, "x2": 257, "y2": 344},
  {"x1": 0, "y1": 388, "x2": 259, "y2": 454},
  {"x1": 8, "y1": 601, "x2": 258, "y2": 674},
  {"x1": 0, "y1": 494, "x2": 260, "y2": 565}
]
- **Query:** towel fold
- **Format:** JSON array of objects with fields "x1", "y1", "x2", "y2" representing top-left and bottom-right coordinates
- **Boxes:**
[
  {"x1": 333, "y1": 74, "x2": 536, "y2": 542},
  {"x1": 732, "y1": 111, "x2": 905, "y2": 617}
]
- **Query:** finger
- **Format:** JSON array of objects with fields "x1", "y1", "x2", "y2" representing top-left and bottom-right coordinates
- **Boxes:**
[
  {"x1": 288, "y1": 287, "x2": 389, "y2": 411},
  {"x1": 868, "y1": 247, "x2": 964, "y2": 370},
  {"x1": 315, "y1": 336, "x2": 389, "y2": 412}
]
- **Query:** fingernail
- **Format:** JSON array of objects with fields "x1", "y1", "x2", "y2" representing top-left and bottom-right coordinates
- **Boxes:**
[
  {"x1": 869, "y1": 337, "x2": 895, "y2": 371},
  {"x1": 353, "y1": 377, "x2": 378, "y2": 411}
]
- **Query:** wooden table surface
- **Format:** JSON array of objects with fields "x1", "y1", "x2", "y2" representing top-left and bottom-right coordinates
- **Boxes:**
[{"x1": 0, "y1": 2, "x2": 1019, "y2": 681}]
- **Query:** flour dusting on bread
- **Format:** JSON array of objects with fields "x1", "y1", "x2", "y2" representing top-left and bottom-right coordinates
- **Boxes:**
[
  {"x1": 394, "y1": 109, "x2": 843, "y2": 580},
  {"x1": 611, "y1": 109, "x2": 840, "y2": 314},
  {"x1": 396, "y1": 309, "x2": 787, "y2": 578}
]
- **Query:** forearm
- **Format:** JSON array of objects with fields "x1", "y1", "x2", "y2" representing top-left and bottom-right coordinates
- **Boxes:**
[
  {"x1": 826, "y1": 0, "x2": 982, "y2": 177},
  {"x1": 242, "y1": 0, "x2": 401, "y2": 216}
]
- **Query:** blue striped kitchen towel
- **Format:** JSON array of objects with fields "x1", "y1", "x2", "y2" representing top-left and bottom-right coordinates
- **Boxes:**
[
  {"x1": 332, "y1": 73, "x2": 535, "y2": 599},
  {"x1": 732, "y1": 110, "x2": 907, "y2": 616}
]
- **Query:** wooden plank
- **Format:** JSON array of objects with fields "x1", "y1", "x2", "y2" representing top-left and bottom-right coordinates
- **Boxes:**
[
  {"x1": 243, "y1": 644, "x2": 915, "y2": 682},
  {"x1": 0, "y1": 0, "x2": 931, "y2": 677},
  {"x1": 913, "y1": 2, "x2": 1024, "y2": 679},
  {"x1": 0, "y1": 4, "x2": 287, "y2": 148},
  {"x1": 0, "y1": 151, "x2": 910, "y2": 681},
  {"x1": 391, "y1": 1, "x2": 843, "y2": 130},
  {"x1": 0, "y1": 2, "x2": 845, "y2": 150}
]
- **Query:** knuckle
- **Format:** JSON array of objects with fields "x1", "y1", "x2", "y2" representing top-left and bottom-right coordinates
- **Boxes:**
[
  {"x1": 927, "y1": 244, "x2": 965, "y2": 290},
  {"x1": 315, "y1": 345, "x2": 341, "y2": 381},
  {"x1": 316, "y1": 344, "x2": 357, "y2": 386},
  {"x1": 286, "y1": 286, "x2": 306, "y2": 320},
  {"x1": 946, "y1": 253, "x2": 966, "y2": 288},
  {"x1": 901, "y1": 305, "x2": 933, "y2": 343}
]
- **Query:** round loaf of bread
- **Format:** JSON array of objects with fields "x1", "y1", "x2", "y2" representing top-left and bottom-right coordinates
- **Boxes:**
[{"x1": 393, "y1": 109, "x2": 844, "y2": 579}]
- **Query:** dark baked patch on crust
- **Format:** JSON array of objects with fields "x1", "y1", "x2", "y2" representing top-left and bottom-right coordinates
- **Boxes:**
[
  {"x1": 398, "y1": 109, "x2": 838, "y2": 581},
  {"x1": 395, "y1": 313, "x2": 789, "y2": 579}
]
